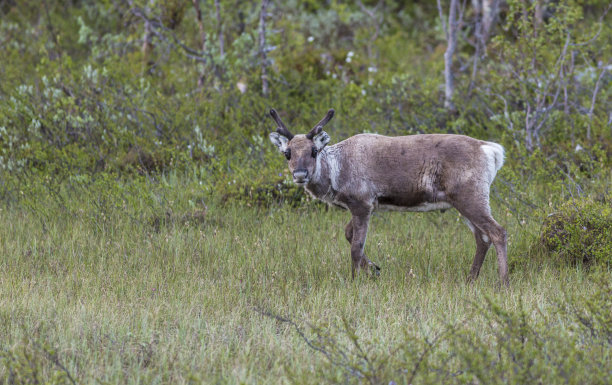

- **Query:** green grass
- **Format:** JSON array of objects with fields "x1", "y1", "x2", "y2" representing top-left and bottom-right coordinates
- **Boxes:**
[{"x1": 0, "y1": 194, "x2": 607, "y2": 384}]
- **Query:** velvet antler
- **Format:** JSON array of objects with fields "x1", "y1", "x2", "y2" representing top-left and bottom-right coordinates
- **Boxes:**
[
  {"x1": 306, "y1": 109, "x2": 335, "y2": 139},
  {"x1": 269, "y1": 109, "x2": 294, "y2": 139}
]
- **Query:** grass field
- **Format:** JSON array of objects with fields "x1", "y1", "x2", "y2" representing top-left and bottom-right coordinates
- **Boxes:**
[{"x1": 1, "y1": 184, "x2": 610, "y2": 384}]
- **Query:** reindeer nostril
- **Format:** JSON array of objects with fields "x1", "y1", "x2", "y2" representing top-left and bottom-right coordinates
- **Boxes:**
[{"x1": 293, "y1": 169, "x2": 308, "y2": 182}]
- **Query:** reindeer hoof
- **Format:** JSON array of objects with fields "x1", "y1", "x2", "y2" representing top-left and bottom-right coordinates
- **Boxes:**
[{"x1": 370, "y1": 263, "x2": 381, "y2": 277}]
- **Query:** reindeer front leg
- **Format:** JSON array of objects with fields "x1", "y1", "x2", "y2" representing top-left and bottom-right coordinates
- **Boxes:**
[
  {"x1": 345, "y1": 217, "x2": 380, "y2": 278},
  {"x1": 348, "y1": 206, "x2": 380, "y2": 279}
]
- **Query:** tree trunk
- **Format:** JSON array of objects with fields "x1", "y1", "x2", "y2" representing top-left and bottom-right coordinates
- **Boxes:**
[
  {"x1": 440, "y1": 0, "x2": 459, "y2": 111},
  {"x1": 142, "y1": 0, "x2": 155, "y2": 63},
  {"x1": 258, "y1": 0, "x2": 270, "y2": 97},
  {"x1": 469, "y1": 0, "x2": 483, "y2": 93},
  {"x1": 192, "y1": 0, "x2": 207, "y2": 87},
  {"x1": 471, "y1": 0, "x2": 499, "y2": 50},
  {"x1": 534, "y1": 0, "x2": 543, "y2": 35},
  {"x1": 215, "y1": 0, "x2": 224, "y2": 58},
  {"x1": 469, "y1": 0, "x2": 499, "y2": 93},
  {"x1": 481, "y1": 0, "x2": 498, "y2": 43},
  {"x1": 42, "y1": 0, "x2": 62, "y2": 60}
]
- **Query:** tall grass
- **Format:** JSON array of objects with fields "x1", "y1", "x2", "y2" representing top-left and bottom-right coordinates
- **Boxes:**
[{"x1": 0, "y1": 181, "x2": 607, "y2": 384}]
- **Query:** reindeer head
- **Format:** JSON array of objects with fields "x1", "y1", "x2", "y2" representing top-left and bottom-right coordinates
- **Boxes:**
[{"x1": 268, "y1": 109, "x2": 334, "y2": 186}]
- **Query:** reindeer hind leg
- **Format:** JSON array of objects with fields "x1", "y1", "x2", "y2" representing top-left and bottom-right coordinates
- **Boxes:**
[
  {"x1": 463, "y1": 218, "x2": 492, "y2": 281},
  {"x1": 454, "y1": 200, "x2": 508, "y2": 286}
]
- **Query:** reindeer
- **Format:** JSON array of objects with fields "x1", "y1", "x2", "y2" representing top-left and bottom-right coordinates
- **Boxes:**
[{"x1": 268, "y1": 109, "x2": 508, "y2": 286}]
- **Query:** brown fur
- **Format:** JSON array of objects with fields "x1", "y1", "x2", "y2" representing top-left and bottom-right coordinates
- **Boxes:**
[{"x1": 269, "y1": 110, "x2": 508, "y2": 286}]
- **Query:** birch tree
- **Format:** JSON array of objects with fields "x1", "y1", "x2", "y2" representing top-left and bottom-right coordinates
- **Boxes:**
[
  {"x1": 438, "y1": 0, "x2": 460, "y2": 111},
  {"x1": 258, "y1": 0, "x2": 270, "y2": 96}
]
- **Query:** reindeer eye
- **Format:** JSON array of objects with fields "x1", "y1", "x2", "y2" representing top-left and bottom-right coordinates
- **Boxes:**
[
  {"x1": 311, "y1": 147, "x2": 318, "y2": 158},
  {"x1": 284, "y1": 149, "x2": 291, "y2": 160}
]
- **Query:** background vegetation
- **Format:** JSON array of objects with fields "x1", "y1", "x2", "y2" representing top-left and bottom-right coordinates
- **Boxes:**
[{"x1": 0, "y1": 0, "x2": 610, "y2": 383}]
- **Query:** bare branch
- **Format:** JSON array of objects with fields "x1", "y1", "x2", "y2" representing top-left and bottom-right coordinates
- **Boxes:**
[
  {"x1": 570, "y1": 3, "x2": 612, "y2": 47},
  {"x1": 258, "y1": 0, "x2": 270, "y2": 96},
  {"x1": 192, "y1": 0, "x2": 207, "y2": 87},
  {"x1": 437, "y1": 0, "x2": 448, "y2": 39},
  {"x1": 141, "y1": 0, "x2": 155, "y2": 62},
  {"x1": 192, "y1": 0, "x2": 206, "y2": 53},
  {"x1": 32, "y1": 341, "x2": 78, "y2": 385},
  {"x1": 523, "y1": 30, "x2": 572, "y2": 150},
  {"x1": 128, "y1": 5, "x2": 208, "y2": 63},
  {"x1": 254, "y1": 307, "x2": 363, "y2": 379},
  {"x1": 481, "y1": 0, "x2": 499, "y2": 43},
  {"x1": 407, "y1": 330, "x2": 453, "y2": 385},
  {"x1": 42, "y1": 0, "x2": 63, "y2": 60},
  {"x1": 442, "y1": 0, "x2": 459, "y2": 111},
  {"x1": 356, "y1": 0, "x2": 383, "y2": 68},
  {"x1": 215, "y1": 0, "x2": 224, "y2": 58},
  {"x1": 587, "y1": 63, "x2": 610, "y2": 140}
]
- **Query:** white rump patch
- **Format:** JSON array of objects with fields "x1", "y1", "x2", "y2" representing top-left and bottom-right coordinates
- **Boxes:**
[
  {"x1": 269, "y1": 132, "x2": 289, "y2": 152},
  {"x1": 480, "y1": 142, "x2": 505, "y2": 184},
  {"x1": 482, "y1": 234, "x2": 490, "y2": 243}
]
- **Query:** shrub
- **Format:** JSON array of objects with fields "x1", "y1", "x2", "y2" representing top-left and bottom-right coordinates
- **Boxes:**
[
  {"x1": 264, "y1": 273, "x2": 612, "y2": 384},
  {"x1": 540, "y1": 195, "x2": 612, "y2": 266},
  {"x1": 0, "y1": 336, "x2": 76, "y2": 385}
]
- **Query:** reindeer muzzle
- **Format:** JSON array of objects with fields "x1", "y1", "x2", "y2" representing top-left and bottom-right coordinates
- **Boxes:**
[{"x1": 293, "y1": 169, "x2": 309, "y2": 185}]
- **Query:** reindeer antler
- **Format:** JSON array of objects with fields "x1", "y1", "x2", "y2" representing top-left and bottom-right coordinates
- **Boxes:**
[
  {"x1": 269, "y1": 109, "x2": 294, "y2": 140},
  {"x1": 306, "y1": 109, "x2": 335, "y2": 139}
]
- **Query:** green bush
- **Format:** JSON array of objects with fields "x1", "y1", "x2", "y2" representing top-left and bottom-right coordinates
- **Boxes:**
[
  {"x1": 1, "y1": 0, "x2": 610, "y2": 208},
  {"x1": 540, "y1": 195, "x2": 612, "y2": 266},
  {"x1": 0, "y1": 335, "x2": 76, "y2": 385}
]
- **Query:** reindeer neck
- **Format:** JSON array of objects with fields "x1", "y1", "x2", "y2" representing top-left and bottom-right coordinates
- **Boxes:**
[{"x1": 305, "y1": 145, "x2": 341, "y2": 202}]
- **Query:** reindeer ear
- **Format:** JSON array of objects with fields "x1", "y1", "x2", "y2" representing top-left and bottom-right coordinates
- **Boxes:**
[
  {"x1": 313, "y1": 131, "x2": 330, "y2": 151},
  {"x1": 269, "y1": 132, "x2": 289, "y2": 152}
]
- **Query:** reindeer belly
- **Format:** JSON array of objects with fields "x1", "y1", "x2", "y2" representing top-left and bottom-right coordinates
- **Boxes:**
[
  {"x1": 375, "y1": 194, "x2": 452, "y2": 212},
  {"x1": 377, "y1": 202, "x2": 453, "y2": 212}
]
